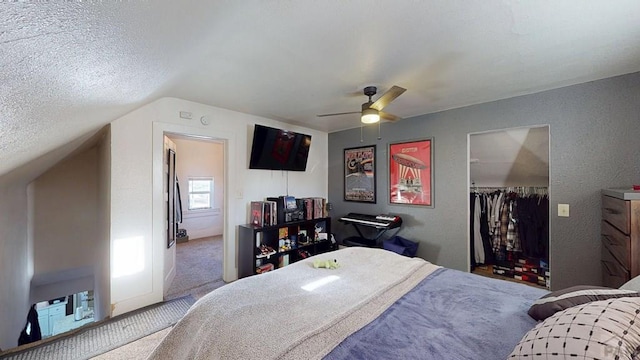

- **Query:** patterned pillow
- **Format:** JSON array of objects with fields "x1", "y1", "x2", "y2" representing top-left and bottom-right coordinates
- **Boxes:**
[
  {"x1": 528, "y1": 285, "x2": 640, "y2": 321},
  {"x1": 510, "y1": 297, "x2": 640, "y2": 359}
]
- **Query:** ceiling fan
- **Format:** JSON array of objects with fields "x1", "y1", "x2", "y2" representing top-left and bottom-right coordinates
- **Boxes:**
[{"x1": 317, "y1": 85, "x2": 406, "y2": 124}]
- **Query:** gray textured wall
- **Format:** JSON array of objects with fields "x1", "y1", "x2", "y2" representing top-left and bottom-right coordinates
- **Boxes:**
[{"x1": 328, "y1": 72, "x2": 640, "y2": 290}]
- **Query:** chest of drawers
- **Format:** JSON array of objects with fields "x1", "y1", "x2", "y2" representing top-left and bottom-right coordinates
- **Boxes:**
[{"x1": 601, "y1": 189, "x2": 640, "y2": 288}]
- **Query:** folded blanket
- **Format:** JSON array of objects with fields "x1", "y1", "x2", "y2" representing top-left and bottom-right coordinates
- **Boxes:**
[{"x1": 147, "y1": 247, "x2": 439, "y2": 360}]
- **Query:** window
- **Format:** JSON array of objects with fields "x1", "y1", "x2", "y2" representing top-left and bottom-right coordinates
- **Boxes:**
[{"x1": 188, "y1": 177, "x2": 214, "y2": 210}]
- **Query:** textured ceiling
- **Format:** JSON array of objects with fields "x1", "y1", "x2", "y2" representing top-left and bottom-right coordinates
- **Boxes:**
[{"x1": 1, "y1": 1, "x2": 639, "y2": 176}]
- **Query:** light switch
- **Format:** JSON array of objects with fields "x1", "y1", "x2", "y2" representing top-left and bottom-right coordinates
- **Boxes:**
[{"x1": 558, "y1": 204, "x2": 570, "y2": 217}]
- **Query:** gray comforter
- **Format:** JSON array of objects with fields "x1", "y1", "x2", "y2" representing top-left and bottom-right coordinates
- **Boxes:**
[
  {"x1": 327, "y1": 267, "x2": 548, "y2": 360},
  {"x1": 148, "y1": 248, "x2": 547, "y2": 360},
  {"x1": 147, "y1": 247, "x2": 439, "y2": 360}
]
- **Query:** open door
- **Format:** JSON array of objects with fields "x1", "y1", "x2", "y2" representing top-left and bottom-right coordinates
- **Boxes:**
[{"x1": 163, "y1": 136, "x2": 177, "y2": 295}]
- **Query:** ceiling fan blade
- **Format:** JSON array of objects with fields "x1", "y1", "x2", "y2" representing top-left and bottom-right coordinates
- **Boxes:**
[
  {"x1": 316, "y1": 111, "x2": 360, "y2": 117},
  {"x1": 380, "y1": 111, "x2": 401, "y2": 122},
  {"x1": 370, "y1": 85, "x2": 406, "y2": 111}
]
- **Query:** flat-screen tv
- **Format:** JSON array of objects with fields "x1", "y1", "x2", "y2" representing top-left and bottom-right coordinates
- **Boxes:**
[{"x1": 249, "y1": 124, "x2": 312, "y2": 171}]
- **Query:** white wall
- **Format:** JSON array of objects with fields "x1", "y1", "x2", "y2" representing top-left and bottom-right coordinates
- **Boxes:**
[
  {"x1": 170, "y1": 137, "x2": 224, "y2": 239},
  {"x1": 110, "y1": 97, "x2": 328, "y2": 316}
]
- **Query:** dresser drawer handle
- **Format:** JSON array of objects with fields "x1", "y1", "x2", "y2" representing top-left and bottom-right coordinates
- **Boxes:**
[
  {"x1": 604, "y1": 207, "x2": 620, "y2": 215},
  {"x1": 602, "y1": 260, "x2": 625, "y2": 277},
  {"x1": 602, "y1": 234, "x2": 620, "y2": 246}
]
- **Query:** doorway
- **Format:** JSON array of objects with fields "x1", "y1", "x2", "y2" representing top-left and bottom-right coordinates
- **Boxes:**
[
  {"x1": 468, "y1": 125, "x2": 550, "y2": 289},
  {"x1": 151, "y1": 119, "x2": 236, "y2": 306},
  {"x1": 164, "y1": 134, "x2": 225, "y2": 300}
]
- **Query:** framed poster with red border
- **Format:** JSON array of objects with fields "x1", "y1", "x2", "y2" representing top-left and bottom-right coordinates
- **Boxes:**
[
  {"x1": 388, "y1": 138, "x2": 433, "y2": 207},
  {"x1": 344, "y1": 145, "x2": 376, "y2": 203}
]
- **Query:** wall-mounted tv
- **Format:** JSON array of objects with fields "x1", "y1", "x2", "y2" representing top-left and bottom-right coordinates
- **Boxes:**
[{"x1": 249, "y1": 124, "x2": 312, "y2": 171}]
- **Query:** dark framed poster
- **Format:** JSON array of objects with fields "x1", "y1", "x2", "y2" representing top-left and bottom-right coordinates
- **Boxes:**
[
  {"x1": 344, "y1": 145, "x2": 376, "y2": 203},
  {"x1": 389, "y1": 138, "x2": 433, "y2": 207}
]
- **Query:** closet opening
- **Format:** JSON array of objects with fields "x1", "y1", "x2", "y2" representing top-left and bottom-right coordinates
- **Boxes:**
[{"x1": 468, "y1": 125, "x2": 550, "y2": 289}]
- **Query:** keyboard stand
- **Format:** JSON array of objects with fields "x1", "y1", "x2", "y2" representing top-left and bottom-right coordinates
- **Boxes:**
[{"x1": 342, "y1": 223, "x2": 400, "y2": 247}]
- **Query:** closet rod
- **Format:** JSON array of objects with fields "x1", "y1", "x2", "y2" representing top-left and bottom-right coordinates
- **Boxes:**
[{"x1": 470, "y1": 186, "x2": 548, "y2": 195}]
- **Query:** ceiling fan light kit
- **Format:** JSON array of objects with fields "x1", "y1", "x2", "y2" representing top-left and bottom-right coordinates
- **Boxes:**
[
  {"x1": 361, "y1": 107, "x2": 380, "y2": 124},
  {"x1": 317, "y1": 85, "x2": 406, "y2": 125}
]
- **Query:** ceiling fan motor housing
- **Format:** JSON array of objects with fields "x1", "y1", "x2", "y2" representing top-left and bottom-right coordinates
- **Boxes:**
[
  {"x1": 362, "y1": 86, "x2": 377, "y2": 111},
  {"x1": 363, "y1": 86, "x2": 377, "y2": 98}
]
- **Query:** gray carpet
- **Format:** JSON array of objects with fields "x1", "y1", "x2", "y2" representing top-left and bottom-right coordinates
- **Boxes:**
[
  {"x1": 165, "y1": 236, "x2": 224, "y2": 301},
  {"x1": 0, "y1": 296, "x2": 195, "y2": 360}
]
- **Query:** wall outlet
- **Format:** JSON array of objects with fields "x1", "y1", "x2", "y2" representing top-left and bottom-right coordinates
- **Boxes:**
[{"x1": 558, "y1": 203, "x2": 570, "y2": 217}]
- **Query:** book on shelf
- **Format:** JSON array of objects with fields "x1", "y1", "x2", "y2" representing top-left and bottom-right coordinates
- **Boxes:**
[
  {"x1": 250, "y1": 200, "x2": 279, "y2": 227},
  {"x1": 313, "y1": 197, "x2": 324, "y2": 219},
  {"x1": 262, "y1": 202, "x2": 272, "y2": 227},
  {"x1": 267, "y1": 200, "x2": 277, "y2": 226},
  {"x1": 303, "y1": 198, "x2": 314, "y2": 220},
  {"x1": 250, "y1": 201, "x2": 264, "y2": 227}
]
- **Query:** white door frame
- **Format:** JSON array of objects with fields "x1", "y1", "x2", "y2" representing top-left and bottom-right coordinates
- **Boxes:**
[
  {"x1": 466, "y1": 124, "x2": 551, "y2": 275},
  {"x1": 152, "y1": 122, "x2": 236, "y2": 299}
]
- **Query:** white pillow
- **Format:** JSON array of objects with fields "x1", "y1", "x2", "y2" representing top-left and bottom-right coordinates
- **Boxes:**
[
  {"x1": 509, "y1": 297, "x2": 640, "y2": 359},
  {"x1": 620, "y1": 275, "x2": 640, "y2": 291}
]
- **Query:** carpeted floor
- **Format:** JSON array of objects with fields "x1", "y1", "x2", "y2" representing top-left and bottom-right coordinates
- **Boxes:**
[
  {"x1": 0, "y1": 296, "x2": 195, "y2": 360},
  {"x1": 165, "y1": 235, "x2": 224, "y2": 301},
  {"x1": 93, "y1": 235, "x2": 227, "y2": 359}
]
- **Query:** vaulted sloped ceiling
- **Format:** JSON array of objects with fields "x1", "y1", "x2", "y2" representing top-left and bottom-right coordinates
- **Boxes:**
[
  {"x1": 470, "y1": 126, "x2": 550, "y2": 187},
  {"x1": 1, "y1": 1, "x2": 639, "y2": 176}
]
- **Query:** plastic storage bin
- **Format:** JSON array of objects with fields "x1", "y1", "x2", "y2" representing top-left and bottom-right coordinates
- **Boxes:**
[{"x1": 383, "y1": 236, "x2": 419, "y2": 257}]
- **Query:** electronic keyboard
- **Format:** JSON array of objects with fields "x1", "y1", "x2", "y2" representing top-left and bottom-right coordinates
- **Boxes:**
[{"x1": 339, "y1": 213, "x2": 402, "y2": 229}]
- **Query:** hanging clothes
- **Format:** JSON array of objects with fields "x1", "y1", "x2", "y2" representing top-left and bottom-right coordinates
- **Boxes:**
[
  {"x1": 479, "y1": 194, "x2": 494, "y2": 265},
  {"x1": 472, "y1": 193, "x2": 484, "y2": 265},
  {"x1": 470, "y1": 187, "x2": 548, "y2": 265},
  {"x1": 488, "y1": 191, "x2": 504, "y2": 254},
  {"x1": 175, "y1": 177, "x2": 183, "y2": 224}
]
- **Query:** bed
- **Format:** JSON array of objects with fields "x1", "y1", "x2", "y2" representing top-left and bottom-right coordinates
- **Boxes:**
[{"x1": 147, "y1": 247, "x2": 640, "y2": 359}]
